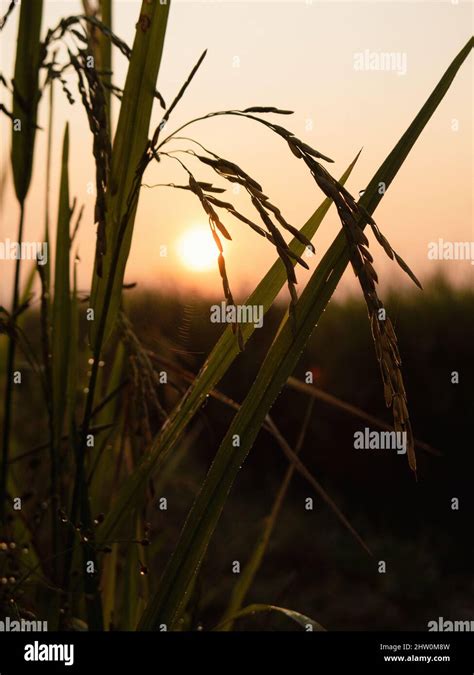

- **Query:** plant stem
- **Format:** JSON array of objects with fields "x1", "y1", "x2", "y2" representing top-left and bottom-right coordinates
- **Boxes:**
[
  {"x1": 100, "y1": 0, "x2": 112, "y2": 115},
  {"x1": 44, "y1": 78, "x2": 59, "y2": 584},
  {"x1": 1, "y1": 203, "x2": 25, "y2": 524},
  {"x1": 62, "y1": 169, "x2": 144, "y2": 627}
]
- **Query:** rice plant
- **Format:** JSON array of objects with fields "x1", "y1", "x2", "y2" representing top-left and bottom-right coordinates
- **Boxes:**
[{"x1": 0, "y1": 0, "x2": 472, "y2": 631}]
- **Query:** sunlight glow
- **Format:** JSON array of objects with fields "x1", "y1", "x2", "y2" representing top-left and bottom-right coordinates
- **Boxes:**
[{"x1": 177, "y1": 226, "x2": 218, "y2": 272}]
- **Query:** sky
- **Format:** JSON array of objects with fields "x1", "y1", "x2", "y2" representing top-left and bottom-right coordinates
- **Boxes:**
[{"x1": 0, "y1": 0, "x2": 472, "y2": 308}]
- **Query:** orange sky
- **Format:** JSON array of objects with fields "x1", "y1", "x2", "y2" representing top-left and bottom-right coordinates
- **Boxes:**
[{"x1": 1, "y1": 0, "x2": 472, "y2": 307}]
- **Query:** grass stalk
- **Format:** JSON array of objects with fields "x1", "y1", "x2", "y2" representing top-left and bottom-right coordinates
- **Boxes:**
[
  {"x1": 1, "y1": 203, "x2": 25, "y2": 523},
  {"x1": 220, "y1": 398, "x2": 315, "y2": 630},
  {"x1": 2, "y1": 0, "x2": 43, "y2": 526},
  {"x1": 137, "y1": 39, "x2": 473, "y2": 630},
  {"x1": 100, "y1": 0, "x2": 112, "y2": 114},
  {"x1": 42, "y1": 79, "x2": 55, "y2": 580},
  {"x1": 98, "y1": 154, "x2": 360, "y2": 544},
  {"x1": 63, "y1": 2, "x2": 170, "y2": 626}
]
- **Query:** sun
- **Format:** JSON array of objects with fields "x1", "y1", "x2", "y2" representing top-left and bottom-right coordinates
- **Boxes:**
[{"x1": 177, "y1": 225, "x2": 218, "y2": 272}]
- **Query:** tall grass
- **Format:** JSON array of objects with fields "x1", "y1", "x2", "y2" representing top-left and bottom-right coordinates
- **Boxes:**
[
  {"x1": 0, "y1": 0, "x2": 471, "y2": 630},
  {"x1": 1, "y1": 1, "x2": 43, "y2": 523}
]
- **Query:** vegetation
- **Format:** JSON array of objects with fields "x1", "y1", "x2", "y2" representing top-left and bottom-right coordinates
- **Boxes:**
[{"x1": 0, "y1": 0, "x2": 472, "y2": 630}]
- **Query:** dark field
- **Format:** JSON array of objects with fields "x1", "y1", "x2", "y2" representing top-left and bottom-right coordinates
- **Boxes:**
[{"x1": 9, "y1": 277, "x2": 473, "y2": 630}]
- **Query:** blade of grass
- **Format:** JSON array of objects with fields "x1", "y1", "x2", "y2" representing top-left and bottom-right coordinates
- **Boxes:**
[
  {"x1": 1, "y1": 0, "x2": 43, "y2": 523},
  {"x1": 89, "y1": 342, "x2": 125, "y2": 509},
  {"x1": 137, "y1": 39, "x2": 473, "y2": 629},
  {"x1": 102, "y1": 543, "x2": 118, "y2": 631},
  {"x1": 135, "y1": 257, "x2": 359, "y2": 629},
  {"x1": 121, "y1": 511, "x2": 140, "y2": 630},
  {"x1": 82, "y1": 0, "x2": 113, "y2": 116},
  {"x1": 74, "y1": 0, "x2": 170, "y2": 527},
  {"x1": 286, "y1": 377, "x2": 439, "y2": 456},
  {"x1": 65, "y1": 0, "x2": 171, "y2": 611},
  {"x1": 43, "y1": 77, "x2": 54, "y2": 290},
  {"x1": 265, "y1": 415, "x2": 370, "y2": 552},
  {"x1": 8, "y1": 425, "x2": 114, "y2": 466},
  {"x1": 89, "y1": 0, "x2": 170, "y2": 349},
  {"x1": 18, "y1": 262, "x2": 37, "y2": 309},
  {"x1": 50, "y1": 124, "x2": 71, "y2": 582},
  {"x1": 36, "y1": 81, "x2": 55, "y2": 485},
  {"x1": 220, "y1": 398, "x2": 315, "y2": 631},
  {"x1": 7, "y1": 471, "x2": 43, "y2": 575},
  {"x1": 67, "y1": 259, "x2": 79, "y2": 452},
  {"x1": 150, "y1": 353, "x2": 370, "y2": 555},
  {"x1": 10, "y1": 0, "x2": 43, "y2": 203},
  {"x1": 154, "y1": 354, "x2": 437, "y2": 457},
  {"x1": 100, "y1": 0, "x2": 112, "y2": 115},
  {"x1": 214, "y1": 603, "x2": 325, "y2": 632},
  {"x1": 65, "y1": 257, "x2": 79, "y2": 546}
]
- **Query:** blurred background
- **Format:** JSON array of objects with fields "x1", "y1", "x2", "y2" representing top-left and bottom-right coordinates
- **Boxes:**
[{"x1": 15, "y1": 279, "x2": 474, "y2": 630}]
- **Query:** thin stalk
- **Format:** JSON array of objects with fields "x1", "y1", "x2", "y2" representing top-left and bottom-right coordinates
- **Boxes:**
[
  {"x1": 157, "y1": 110, "x2": 276, "y2": 150},
  {"x1": 100, "y1": 0, "x2": 112, "y2": 115},
  {"x1": 7, "y1": 424, "x2": 115, "y2": 465},
  {"x1": 63, "y1": 170, "x2": 144, "y2": 620},
  {"x1": 221, "y1": 398, "x2": 314, "y2": 631},
  {"x1": 75, "y1": 173, "x2": 143, "y2": 508},
  {"x1": 287, "y1": 376, "x2": 439, "y2": 456},
  {"x1": 49, "y1": 425, "x2": 59, "y2": 583},
  {"x1": 43, "y1": 79, "x2": 59, "y2": 583},
  {"x1": 38, "y1": 262, "x2": 56, "y2": 580},
  {"x1": 1, "y1": 203, "x2": 25, "y2": 523},
  {"x1": 45, "y1": 80, "x2": 54, "y2": 245}
]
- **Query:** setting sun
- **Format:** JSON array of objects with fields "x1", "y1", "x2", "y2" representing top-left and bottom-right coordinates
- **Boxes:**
[{"x1": 177, "y1": 226, "x2": 218, "y2": 272}]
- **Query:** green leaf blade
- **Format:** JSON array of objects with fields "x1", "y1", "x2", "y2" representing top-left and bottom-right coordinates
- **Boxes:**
[
  {"x1": 52, "y1": 124, "x2": 71, "y2": 448},
  {"x1": 89, "y1": 0, "x2": 171, "y2": 348},
  {"x1": 11, "y1": 0, "x2": 43, "y2": 203},
  {"x1": 98, "y1": 155, "x2": 360, "y2": 544},
  {"x1": 137, "y1": 38, "x2": 473, "y2": 629},
  {"x1": 215, "y1": 603, "x2": 326, "y2": 632}
]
